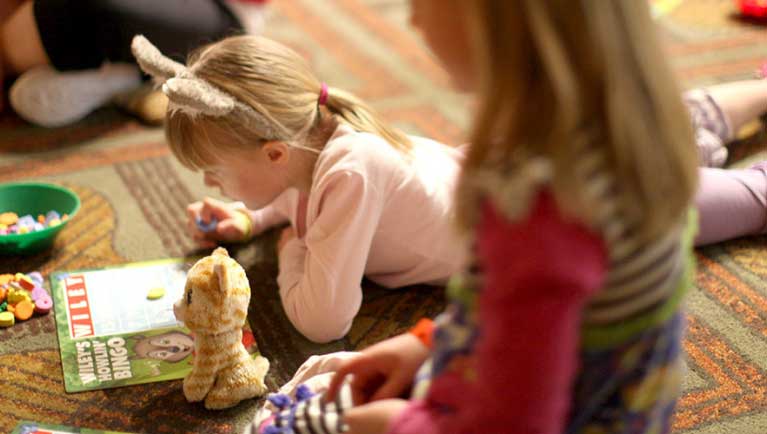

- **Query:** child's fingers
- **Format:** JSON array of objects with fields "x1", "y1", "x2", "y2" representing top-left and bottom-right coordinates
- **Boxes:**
[
  {"x1": 326, "y1": 360, "x2": 361, "y2": 401},
  {"x1": 187, "y1": 201, "x2": 203, "y2": 216},
  {"x1": 199, "y1": 198, "x2": 220, "y2": 222},
  {"x1": 201, "y1": 197, "x2": 234, "y2": 220},
  {"x1": 326, "y1": 356, "x2": 377, "y2": 401},
  {"x1": 187, "y1": 219, "x2": 203, "y2": 238},
  {"x1": 186, "y1": 202, "x2": 203, "y2": 225},
  {"x1": 354, "y1": 373, "x2": 387, "y2": 405},
  {"x1": 325, "y1": 376, "x2": 345, "y2": 402},
  {"x1": 186, "y1": 206, "x2": 210, "y2": 240},
  {"x1": 196, "y1": 233, "x2": 218, "y2": 248},
  {"x1": 368, "y1": 372, "x2": 408, "y2": 402},
  {"x1": 216, "y1": 219, "x2": 245, "y2": 241},
  {"x1": 349, "y1": 363, "x2": 388, "y2": 405},
  {"x1": 190, "y1": 229, "x2": 215, "y2": 245},
  {"x1": 197, "y1": 239, "x2": 217, "y2": 249}
]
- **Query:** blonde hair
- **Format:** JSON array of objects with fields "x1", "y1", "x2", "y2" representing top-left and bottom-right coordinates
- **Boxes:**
[
  {"x1": 458, "y1": 0, "x2": 698, "y2": 241},
  {"x1": 166, "y1": 35, "x2": 410, "y2": 169}
]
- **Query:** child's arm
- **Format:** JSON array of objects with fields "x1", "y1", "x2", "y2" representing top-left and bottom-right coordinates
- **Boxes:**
[
  {"x1": 389, "y1": 192, "x2": 608, "y2": 434},
  {"x1": 247, "y1": 189, "x2": 297, "y2": 234},
  {"x1": 245, "y1": 203, "x2": 288, "y2": 235},
  {"x1": 277, "y1": 171, "x2": 383, "y2": 343}
]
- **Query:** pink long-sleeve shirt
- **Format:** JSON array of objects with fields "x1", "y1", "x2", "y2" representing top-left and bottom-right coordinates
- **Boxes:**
[{"x1": 248, "y1": 124, "x2": 466, "y2": 342}]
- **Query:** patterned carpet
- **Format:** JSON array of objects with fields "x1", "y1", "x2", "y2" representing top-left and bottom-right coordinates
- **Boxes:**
[{"x1": 0, "y1": 0, "x2": 765, "y2": 433}]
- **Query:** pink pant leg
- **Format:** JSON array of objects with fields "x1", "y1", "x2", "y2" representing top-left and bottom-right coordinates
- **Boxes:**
[{"x1": 696, "y1": 166, "x2": 767, "y2": 246}]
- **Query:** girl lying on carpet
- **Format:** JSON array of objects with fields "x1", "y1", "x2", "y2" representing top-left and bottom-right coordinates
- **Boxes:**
[
  {"x1": 248, "y1": 0, "x2": 767, "y2": 434},
  {"x1": 170, "y1": 30, "x2": 767, "y2": 348},
  {"x1": 131, "y1": 34, "x2": 467, "y2": 343},
  {"x1": 132, "y1": 16, "x2": 767, "y2": 353}
]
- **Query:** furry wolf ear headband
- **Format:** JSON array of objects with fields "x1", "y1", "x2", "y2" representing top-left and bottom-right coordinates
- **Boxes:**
[{"x1": 130, "y1": 34, "x2": 275, "y2": 137}]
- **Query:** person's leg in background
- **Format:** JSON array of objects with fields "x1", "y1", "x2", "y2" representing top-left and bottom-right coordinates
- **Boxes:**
[
  {"x1": 1, "y1": 0, "x2": 243, "y2": 127},
  {"x1": 696, "y1": 166, "x2": 767, "y2": 246},
  {"x1": 691, "y1": 80, "x2": 767, "y2": 245},
  {"x1": 0, "y1": 0, "x2": 40, "y2": 111}
]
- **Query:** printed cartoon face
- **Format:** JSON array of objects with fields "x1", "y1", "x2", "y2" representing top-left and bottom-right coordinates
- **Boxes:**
[{"x1": 133, "y1": 331, "x2": 194, "y2": 363}]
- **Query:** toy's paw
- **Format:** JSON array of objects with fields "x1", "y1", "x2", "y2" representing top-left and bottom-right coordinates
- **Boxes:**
[
  {"x1": 204, "y1": 394, "x2": 240, "y2": 410},
  {"x1": 252, "y1": 355, "x2": 270, "y2": 388},
  {"x1": 240, "y1": 355, "x2": 269, "y2": 399},
  {"x1": 183, "y1": 377, "x2": 208, "y2": 402}
]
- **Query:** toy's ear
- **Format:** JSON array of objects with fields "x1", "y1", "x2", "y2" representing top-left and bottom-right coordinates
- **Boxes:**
[
  {"x1": 212, "y1": 247, "x2": 230, "y2": 257},
  {"x1": 214, "y1": 263, "x2": 230, "y2": 294}
]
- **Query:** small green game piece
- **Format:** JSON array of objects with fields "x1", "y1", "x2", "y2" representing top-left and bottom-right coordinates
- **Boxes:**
[{"x1": 146, "y1": 287, "x2": 166, "y2": 300}]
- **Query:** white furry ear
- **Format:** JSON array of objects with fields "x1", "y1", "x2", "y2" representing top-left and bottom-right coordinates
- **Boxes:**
[
  {"x1": 131, "y1": 35, "x2": 186, "y2": 83},
  {"x1": 163, "y1": 77, "x2": 238, "y2": 117},
  {"x1": 131, "y1": 34, "x2": 277, "y2": 137}
]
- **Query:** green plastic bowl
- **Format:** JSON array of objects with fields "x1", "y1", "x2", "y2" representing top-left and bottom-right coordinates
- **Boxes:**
[{"x1": 0, "y1": 182, "x2": 81, "y2": 255}]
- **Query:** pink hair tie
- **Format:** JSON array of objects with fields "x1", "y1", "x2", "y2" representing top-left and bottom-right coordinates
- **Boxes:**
[{"x1": 318, "y1": 83, "x2": 329, "y2": 106}]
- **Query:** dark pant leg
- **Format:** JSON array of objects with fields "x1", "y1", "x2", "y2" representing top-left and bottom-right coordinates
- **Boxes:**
[{"x1": 33, "y1": 0, "x2": 242, "y2": 70}]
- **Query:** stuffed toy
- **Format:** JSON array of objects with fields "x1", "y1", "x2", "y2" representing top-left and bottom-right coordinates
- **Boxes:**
[{"x1": 173, "y1": 247, "x2": 269, "y2": 409}]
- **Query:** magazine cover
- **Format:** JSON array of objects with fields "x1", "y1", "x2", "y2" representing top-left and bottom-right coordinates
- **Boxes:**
[
  {"x1": 12, "y1": 420, "x2": 133, "y2": 434},
  {"x1": 51, "y1": 258, "x2": 261, "y2": 393}
]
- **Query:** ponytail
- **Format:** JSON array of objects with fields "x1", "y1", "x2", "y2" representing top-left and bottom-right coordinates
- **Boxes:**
[{"x1": 324, "y1": 86, "x2": 412, "y2": 153}]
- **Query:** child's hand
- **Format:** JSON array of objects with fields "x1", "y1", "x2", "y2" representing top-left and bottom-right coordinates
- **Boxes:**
[
  {"x1": 326, "y1": 333, "x2": 429, "y2": 406},
  {"x1": 344, "y1": 399, "x2": 409, "y2": 434},
  {"x1": 277, "y1": 226, "x2": 296, "y2": 252},
  {"x1": 186, "y1": 197, "x2": 252, "y2": 247}
]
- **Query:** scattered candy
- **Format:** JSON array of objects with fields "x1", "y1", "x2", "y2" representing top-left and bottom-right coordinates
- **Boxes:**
[
  {"x1": 7, "y1": 286, "x2": 31, "y2": 304},
  {"x1": 30, "y1": 285, "x2": 47, "y2": 301},
  {"x1": 27, "y1": 272, "x2": 43, "y2": 285},
  {"x1": 13, "y1": 300, "x2": 35, "y2": 321},
  {"x1": 0, "y1": 311, "x2": 14, "y2": 327},
  {"x1": 0, "y1": 270, "x2": 52, "y2": 327},
  {"x1": 0, "y1": 212, "x2": 18, "y2": 226},
  {"x1": 15, "y1": 273, "x2": 35, "y2": 290},
  {"x1": 146, "y1": 287, "x2": 166, "y2": 300},
  {"x1": 0, "y1": 210, "x2": 69, "y2": 236},
  {"x1": 34, "y1": 296, "x2": 53, "y2": 314}
]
